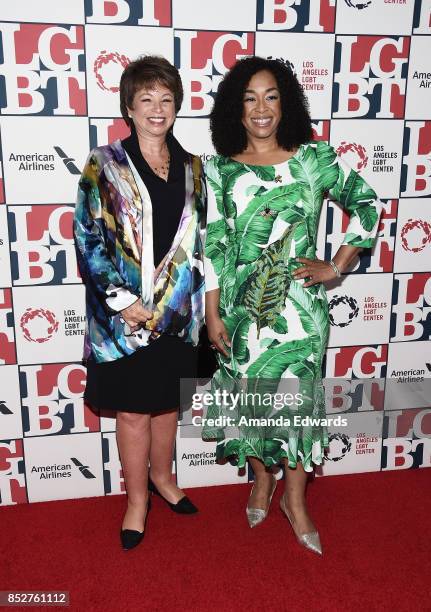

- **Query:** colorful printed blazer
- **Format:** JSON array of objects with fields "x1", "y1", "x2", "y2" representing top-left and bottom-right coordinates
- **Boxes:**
[{"x1": 74, "y1": 138, "x2": 206, "y2": 363}]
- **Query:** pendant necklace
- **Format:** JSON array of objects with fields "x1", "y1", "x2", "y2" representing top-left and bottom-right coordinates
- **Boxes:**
[{"x1": 149, "y1": 145, "x2": 170, "y2": 180}]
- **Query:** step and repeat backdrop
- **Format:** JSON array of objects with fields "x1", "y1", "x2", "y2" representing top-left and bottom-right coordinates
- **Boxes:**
[{"x1": 0, "y1": 0, "x2": 430, "y2": 506}]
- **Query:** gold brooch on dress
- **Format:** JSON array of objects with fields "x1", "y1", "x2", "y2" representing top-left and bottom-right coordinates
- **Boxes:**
[{"x1": 260, "y1": 207, "x2": 277, "y2": 219}]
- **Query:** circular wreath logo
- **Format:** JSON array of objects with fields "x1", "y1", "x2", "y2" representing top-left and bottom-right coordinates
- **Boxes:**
[
  {"x1": 336, "y1": 141, "x2": 368, "y2": 172},
  {"x1": 328, "y1": 295, "x2": 359, "y2": 328},
  {"x1": 400, "y1": 218, "x2": 431, "y2": 253},
  {"x1": 267, "y1": 56, "x2": 296, "y2": 76},
  {"x1": 344, "y1": 0, "x2": 372, "y2": 9},
  {"x1": 94, "y1": 51, "x2": 130, "y2": 92},
  {"x1": 20, "y1": 308, "x2": 59, "y2": 343},
  {"x1": 325, "y1": 432, "x2": 352, "y2": 462}
]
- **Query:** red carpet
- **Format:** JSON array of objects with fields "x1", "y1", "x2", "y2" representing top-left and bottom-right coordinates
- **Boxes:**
[{"x1": 1, "y1": 469, "x2": 430, "y2": 612}]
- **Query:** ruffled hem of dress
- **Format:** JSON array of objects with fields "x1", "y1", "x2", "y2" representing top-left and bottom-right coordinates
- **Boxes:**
[{"x1": 203, "y1": 431, "x2": 330, "y2": 473}]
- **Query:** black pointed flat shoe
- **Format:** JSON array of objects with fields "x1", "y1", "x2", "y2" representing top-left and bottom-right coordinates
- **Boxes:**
[
  {"x1": 120, "y1": 528, "x2": 144, "y2": 551},
  {"x1": 148, "y1": 479, "x2": 198, "y2": 514},
  {"x1": 120, "y1": 498, "x2": 151, "y2": 550}
]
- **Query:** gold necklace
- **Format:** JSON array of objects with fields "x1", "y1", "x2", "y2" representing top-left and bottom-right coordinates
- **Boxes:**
[
  {"x1": 151, "y1": 151, "x2": 171, "y2": 180},
  {"x1": 146, "y1": 143, "x2": 170, "y2": 180}
]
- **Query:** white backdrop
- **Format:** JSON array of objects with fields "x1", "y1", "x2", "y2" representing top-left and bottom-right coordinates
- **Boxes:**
[{"x1": 0, "y1": 0, "x2": 430, "y2": 506}]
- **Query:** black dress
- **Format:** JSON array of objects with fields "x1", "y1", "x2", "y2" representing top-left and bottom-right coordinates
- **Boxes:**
[{"x1": 84, "y1": 130, "x2": 198, "y2": 414}]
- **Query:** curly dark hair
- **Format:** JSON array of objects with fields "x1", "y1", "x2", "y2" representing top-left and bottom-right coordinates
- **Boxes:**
[
  {"x1": 210, "y1": 56, "x2": 313, "y2": 157},
  {"x1": 120, "y1": 55, "x2": 183, "y2": 127}
]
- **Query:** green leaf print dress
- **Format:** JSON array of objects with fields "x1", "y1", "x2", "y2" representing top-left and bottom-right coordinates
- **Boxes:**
[{"x1": 202, "y1": 140, "x2": 382, "y2": 472}]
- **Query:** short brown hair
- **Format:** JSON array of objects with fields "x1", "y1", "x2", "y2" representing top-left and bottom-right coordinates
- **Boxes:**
[{"x1": 120, "y1": 55, "x2": 183, "y2": 126}]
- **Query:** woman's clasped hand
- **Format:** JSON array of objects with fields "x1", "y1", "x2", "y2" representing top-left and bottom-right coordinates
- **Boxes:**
[{"x1": 121, "y1": 300, "x2": 153, "y2": 332}]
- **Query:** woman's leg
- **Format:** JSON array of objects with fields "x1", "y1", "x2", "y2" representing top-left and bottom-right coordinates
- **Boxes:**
[
  {"x1": 248, "y1": 456, "x2": 275, "y2": 509},
  {"x1": 149, "y1": 409, "x2": 185, "y2": 504},
  {"x1": 116, "y1": 411, "x2": 151, "y2": 531},
  {"x1": 282, "y1": 460, "x2": 316, "y2": 533}
]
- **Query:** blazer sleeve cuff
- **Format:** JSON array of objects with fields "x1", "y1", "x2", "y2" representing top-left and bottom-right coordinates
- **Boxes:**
[{"x1": 105, "y1": 285, "x2": 140, "y2": 313}]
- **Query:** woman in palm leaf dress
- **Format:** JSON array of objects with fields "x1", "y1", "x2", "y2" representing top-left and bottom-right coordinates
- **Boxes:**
[{"x1": 203, "y1": 57, "x2": 382, "y2": 555}]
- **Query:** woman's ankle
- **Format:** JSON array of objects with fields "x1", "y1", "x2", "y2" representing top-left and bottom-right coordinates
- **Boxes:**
[
  {"x1": 285, "y1": 498, "x2": 307, "y2": 515},
  {"x1": 127, "y1": 494, "x2": 149, "y2": 509}
]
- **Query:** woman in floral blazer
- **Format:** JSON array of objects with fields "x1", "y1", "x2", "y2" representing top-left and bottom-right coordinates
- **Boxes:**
[{"x1": 74, "y1": 56, "x2": 206, "y2": 550}]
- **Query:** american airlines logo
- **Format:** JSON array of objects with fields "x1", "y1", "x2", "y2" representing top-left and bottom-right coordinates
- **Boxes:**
[
  {"x1": 0, "y1": 400, "x2": 12, "y2": 415},
  {"x1": 30, "y1": 457, "x2": 96, "y2": 480},
  {"x1": 53, "y1": 147, "x2": 81, "y2": 175},
  {"x1": 390, "y1": 363, "x2": 431, "y2": 383},
  {"x1": 71, "y1": 457, "x2": 96, "y2": 479},
  {"x1": 7, "y1": 147, "x2": 81, "y2": 174}
]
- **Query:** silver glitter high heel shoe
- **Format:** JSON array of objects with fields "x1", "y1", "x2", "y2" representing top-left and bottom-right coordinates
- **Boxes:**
[
  {"x1": 246, "y1": 475, "x2": 277, "y2": 528},
  {"x1": 280, "y1": 495, "x2": 322, "y2": 556}
]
